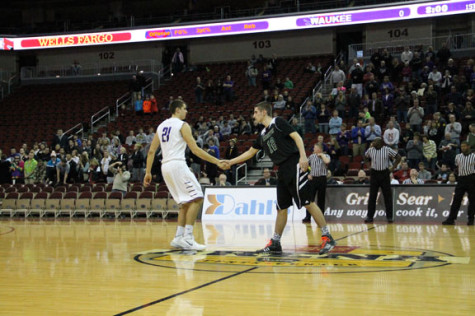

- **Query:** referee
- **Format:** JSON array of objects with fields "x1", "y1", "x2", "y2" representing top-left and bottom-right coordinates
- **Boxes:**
[
  {"x1": 442, "y1": 141, "x2": 475, "y2": 226},
  {"x1": 303, "y1": 143, "x2": 330, "y2": 223},
  {"x1": 364, "y1": 137, "x2": 401, "y2": 223}
]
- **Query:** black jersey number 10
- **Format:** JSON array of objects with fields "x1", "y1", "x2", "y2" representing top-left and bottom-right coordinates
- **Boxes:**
[{"x1": 267, "y1": 137, "x2": 278, "y2": 154}]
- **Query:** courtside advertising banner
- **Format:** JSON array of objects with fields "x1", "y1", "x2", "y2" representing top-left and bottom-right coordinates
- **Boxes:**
[
  {"x1": 202, "y1": 187, "x2": 306, "y2": 221},
  {"x1": 202, "y1": 185, "x2": 468, "y2": 224},
  {"x1": 324, "y1": 185, "x2": 468, "y2": 223}
]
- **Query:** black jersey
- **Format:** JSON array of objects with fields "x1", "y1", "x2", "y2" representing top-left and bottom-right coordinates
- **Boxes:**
[{"x1": 252, "y1": 117, "x2": 299, "y2": 166}]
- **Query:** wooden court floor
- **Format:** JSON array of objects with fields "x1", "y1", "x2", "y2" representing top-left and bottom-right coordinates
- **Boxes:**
[{"x1": 0, "y1": 218, "x2": 474, "y2": 316}]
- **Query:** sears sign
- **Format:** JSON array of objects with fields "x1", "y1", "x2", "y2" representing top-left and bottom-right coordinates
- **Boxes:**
[{"x1": 202, "y1": 187, "x2": 306, "y2": 221}]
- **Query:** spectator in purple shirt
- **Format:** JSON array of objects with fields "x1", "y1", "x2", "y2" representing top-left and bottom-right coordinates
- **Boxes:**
[
  {"x1": 302, "y1": 100, "x2": 317, "y2": 134},
  {"x1": 336, "y1": 123, "x2": 351, "y2": 156},
  {"x1": 351, "y1": 119, "x2": 367, "y2": 157},
  {"x1": 223, "y1": 75, "x2": 234, "y2": 101}
]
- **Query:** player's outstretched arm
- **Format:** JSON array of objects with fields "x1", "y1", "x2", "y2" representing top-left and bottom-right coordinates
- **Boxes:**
[
  {"x1": 289, "y1": 131, "x2": 309, "y2": 171},
  {"x1": 181, "y1": 123, "x2": 220, "y2": 165},
  {"x1": 144, "y1": 133, "x2": 160, "y2": 187},
  {"x1": 229, "y1": 147, "x2": 259, "y2": 166}
]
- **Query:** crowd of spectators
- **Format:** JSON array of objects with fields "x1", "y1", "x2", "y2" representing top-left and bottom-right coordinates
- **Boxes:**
[
  {"x1": 299, "y1": 44, "x2": 475, "y2": 184},
  {"x1": 1, "y1": 47, "x2": 474, "y2": 188}
]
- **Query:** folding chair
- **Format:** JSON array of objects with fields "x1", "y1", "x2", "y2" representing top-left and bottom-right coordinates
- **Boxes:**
[
  {"x1": 3, "y1": 192, "x2": 19, "y2": 217},
  {"x1": 122, "y1": 192, "x2": 138, "y2": 217},
  {"x1": 136, "y1": 191, "x2": 153, "y2": 218},
  {"x1": 17, "y1": 192, "x2": 34, "y2": 217},
  {"x1": 30, "y1": 192, "x2": 49, "y2": 217},
  {"x1": 76, "y1": 192, "x2": 93, "y2": 217},
  {"x1": 60, "y1": 192, "x2": 78, "y2": 217},
  {"x1": 45, "y1": 192, "x2": 63, "y2": 217},
  {"x1": 106, "y1": 191, "x2": 123, "y2": 218},
  {"x1": 90, "y1": 192, "x2": 107, "y2": 217}
]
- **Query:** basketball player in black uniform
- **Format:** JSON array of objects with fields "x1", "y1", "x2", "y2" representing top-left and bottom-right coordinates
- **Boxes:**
[{"x1": 226, "y1": 102, "x2": 336, "y2": 254}]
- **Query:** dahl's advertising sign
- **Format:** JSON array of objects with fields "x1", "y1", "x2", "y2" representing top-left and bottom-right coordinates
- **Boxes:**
[
  {"x1": 202, "y1": 185, "x2": 468, "y2": 224},
  {"x1": 202, "y1": 187, "x2": 306, "y2": 221},
  {"x1": 324, "y1": 185, "x2": 468, "y2": 223}
]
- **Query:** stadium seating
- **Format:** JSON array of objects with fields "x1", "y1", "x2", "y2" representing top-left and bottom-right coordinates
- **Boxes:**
[
  {"x1": 152, "y1": 191, "x2": 169, "y2": 217},
  {"x1": 16, "y1": 192, "x2": 34, "y2": 217},
  {"x1": 45, "y1": 192, "x2": 63, "y2": 216},
  {"x1": 122, "y1": 192, "x2": 138, "y2": 215},
  {"x1": 90, "y1": 191, "x2": 107, "y2": 217},
  {"x1": 30, "y1": 192, "x2": 49, "y2": 217},
  {"x1": 106, "y1": 191, "x2": 123, "y2": 218},
  {"x1": 2, "y1": 192, "x2": 19, "y2": 216},
  {"x1": 0, "y1": 81, "x2": 128, "y2": 153},
  {"x1": 76, "y1": 191, "x2": 93, "y2": 217},
  {"x1": 60, "y1": 192, "x2": 78, "y2": 217},
  {"x1": 135, "y1": 191, "x2": 153, "y2": 218}
]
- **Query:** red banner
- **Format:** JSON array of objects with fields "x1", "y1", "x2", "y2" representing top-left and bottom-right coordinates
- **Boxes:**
[{"x1": 21, "y1": 32, "x2": 132, "y2": 48}]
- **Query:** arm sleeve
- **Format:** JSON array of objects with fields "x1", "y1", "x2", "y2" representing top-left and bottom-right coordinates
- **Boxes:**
[
  {"x1": 252, "y1": 135, "x2": 263, "y2": 150},
  {"x1": 121, "y1": 171, "x2": 131, "y2": 182},
  {"x1": 364, "y1": 126, "x2": 371, "y2": 137},
  {"x1": 454, "y1": 123, "x2": 462, "y2": 133},
  {"x1": 365, "y1": 148, "x2": 371, "y2": 158},
  {"x1": 388, "y1": 147, "x2": 398, "y2": 158},
  {"x1": 375, "y1": 125, "x2": 382, "y2": 137},
  {"x1": 275, "y1": 117, "x2": 295, "y2": 136},
  {"x1": 383, "y1": 130, "x2": 389, "y2": 144}
]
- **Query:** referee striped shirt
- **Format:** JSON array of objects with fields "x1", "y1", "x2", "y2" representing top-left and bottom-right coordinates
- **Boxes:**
[
  {"x1": 365, "y1": 146, "x2": 397, "y2": 171},
  {"x1": 308, "y1": 153, "x2": 329, "y2": 177},
  {"x1": 455, "y1": 152, "x2": 475, "y2": 176}
]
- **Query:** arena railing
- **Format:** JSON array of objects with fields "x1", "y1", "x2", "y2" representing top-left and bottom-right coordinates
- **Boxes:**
[
  {"x1": 235, "y1": 163, "x2": 248, "y2": 186},
  {"x1": 297, "y1": 51, "x2": 343, "y2": 124},
  {"x1": 114, "y1": 76, "x2": 154, "y2": 117},
  {"x1": 64, "y1": 122, "x2": 84, "y2": 140},
  {"x1": 20, "y1": 59, "x2": 161, "y2": 80},
  {"x1": 90, "y1": 106, "x2": 111, "y2": 134}
]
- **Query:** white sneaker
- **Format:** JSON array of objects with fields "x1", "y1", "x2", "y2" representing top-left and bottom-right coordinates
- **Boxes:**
[
  {"x1": 178, "y1": 236, "x2": 206, "y2": 251},
  {"x1": 170, "y1": 236, "x2": 183, "y2": 248}
]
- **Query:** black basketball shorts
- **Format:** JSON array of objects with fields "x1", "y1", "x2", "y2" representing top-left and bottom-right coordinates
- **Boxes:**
[{"x1": 276, "y1": 156, "x2": 314, "y2": 210}]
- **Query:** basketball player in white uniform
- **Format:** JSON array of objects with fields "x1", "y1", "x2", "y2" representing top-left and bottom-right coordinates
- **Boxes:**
[{"x1": 144, "y1": 100, "x2": 227, "y2": 250}]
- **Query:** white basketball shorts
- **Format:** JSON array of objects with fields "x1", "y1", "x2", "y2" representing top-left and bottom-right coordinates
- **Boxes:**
[{"x1": 161, "y1": 160, "x2": 203, "y2": 204}]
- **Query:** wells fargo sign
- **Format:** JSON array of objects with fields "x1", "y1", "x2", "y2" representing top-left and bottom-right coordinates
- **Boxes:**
[{"x1": 20, "y1": 32, "x2": 132, "y2": 49}]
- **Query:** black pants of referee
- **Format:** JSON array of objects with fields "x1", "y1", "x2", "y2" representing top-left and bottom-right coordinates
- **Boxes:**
[
  {"x1": 304, "y1": 176, "x2": 326, "y2": 219},
  {"x1": 446, "y1": 174, "x2": 475, "y2": 222},
  {"x1": 367, "y1": 169, "x2": 393, "y2": 220}
]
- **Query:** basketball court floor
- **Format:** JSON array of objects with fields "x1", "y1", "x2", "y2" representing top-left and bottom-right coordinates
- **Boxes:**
[{"x1": 1, "y1": 219, "x2": 473, "y2": 315}]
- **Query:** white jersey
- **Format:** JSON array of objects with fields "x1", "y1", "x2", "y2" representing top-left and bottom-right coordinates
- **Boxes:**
[{"x1": 157, "y1": 117, "x2": 187, "y2": 164}]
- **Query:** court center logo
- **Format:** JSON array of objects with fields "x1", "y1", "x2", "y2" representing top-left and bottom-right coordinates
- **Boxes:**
[{"x1": 135, "y1": 246, "x2": 469, "y2": 274}]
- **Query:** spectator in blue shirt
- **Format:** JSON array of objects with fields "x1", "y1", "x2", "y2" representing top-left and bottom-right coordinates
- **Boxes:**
[
  {"x1": 364, "y1": 117, "x2": 381, "y2": 142},
  {"x1": 329, "y1": 110, "x2": 343, "y2": 136},
  {"x1": 45, "y1": 151, "x2": 61, "y2": 184},
  {"x1": 351, "y1": 120, "x2": 367, "y2": 157}
]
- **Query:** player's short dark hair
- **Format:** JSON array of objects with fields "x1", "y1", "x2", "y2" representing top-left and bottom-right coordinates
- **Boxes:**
[
  {"x1": 461, "y1": 141, "x2": 469, "y2": 146},
  {"x1": 170, "y1": 100, "x2": 185, "y2": 114},
  {"x1": 255, "y1": 101, "x2": 272, "y2": 117}
]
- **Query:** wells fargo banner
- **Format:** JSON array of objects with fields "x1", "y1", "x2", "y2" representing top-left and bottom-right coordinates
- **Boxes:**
[{"x1": 19, "y1": 32, "x2": 132, "y2": 49}]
